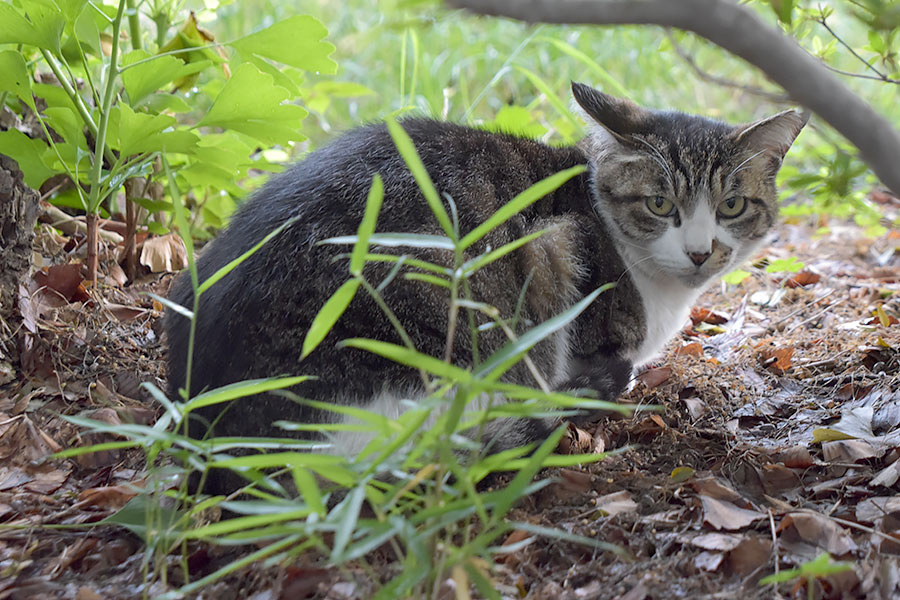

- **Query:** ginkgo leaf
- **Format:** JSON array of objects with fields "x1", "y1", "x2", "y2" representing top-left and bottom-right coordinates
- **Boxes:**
[
  {"x1": 196, "y1": 63, "x2": 308, "y2": 146},
  {"x1": 229, "y1": 16, "x2": 337, "y2": 74}
]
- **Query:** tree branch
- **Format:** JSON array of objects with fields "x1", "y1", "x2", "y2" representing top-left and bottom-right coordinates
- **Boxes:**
[
  {"x1": 448, "y1": 0, "x2": 900, "y2": 196},
  {"x1": 664, "y1": 31, "x2": 790, "y2": 104}
]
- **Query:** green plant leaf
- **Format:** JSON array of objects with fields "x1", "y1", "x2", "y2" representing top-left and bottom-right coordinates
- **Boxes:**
[
  {"x1": 0, "y1": 50, "x2": 36, "y2": 112},
  {"x1": 538, "y1": 37, "x2": 631, "y2": 98},
  {"x1": 514, "y1": 66, "x2": 581, "y2": 130},
  {"x1": 721, "y1": 269, "x2": 751, "y2": 285},
  {"x1": 184, "y1": 376, "x2": 311, "y2": 412},
  {"x1": 481, "y1": 105, "x2": 547, "y2": 138},
  {"x1": 111, "y1": 104, "x2": 199, "y2": 156},
  {"x1": 385, "y1": 117, "x2": 454, "y2": 238},
  {"x1": 322, "y1": 233, "x2": 455, "y2": 250},
  {"x1": 462, "y1": 230, "x2": 545, "y2": 276},
  {"x1": 493, "y1": 424, "x2": 566, "y2": 520},
  {"x1": 121, "y1": 50, "x2": 210, "y2": 105},
  {"x1": 0, "y1": 130, "x2": 56, "y2": 189},
  {"x1": 197, "y1": 63, "x2": 308, "y2": 146},
  {"x1": 350, "y1": 174, "x2": 384, "y2": 275},
  {"x1": 460, "y1": 165, "x2": 584, "y2": 250},
  {"x1": 301, "y1": 279, "x2": 361, "y2": 359},
  {"x1": 99, "y1": 493, "x2": 185, "y2": 545},
  {"x1": 339, "y1": 338, "x2": 473, "y2": 382},
  {"x1": 330, "y1": 484, "x2": 366, "y2": 561},
  {"x1": 0, "y1": 2, "x2": 53, "y2": 50},
  {"x1": 229, "y1": 15, "x2": 337, "y2": 74},
  {"x1": 766, "y1": 256, "x2": 804, "y2": 273},
  {"x1": 197, "y1": 216, "x2": 300, "y2": 296},
  {"x1": 475, "y1": 284, "x2": 614, "y2": 381}
]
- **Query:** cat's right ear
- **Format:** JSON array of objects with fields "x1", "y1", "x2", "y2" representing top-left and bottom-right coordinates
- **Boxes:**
[{"x1": 571, "y1": 82, "x2": 650, "y2": 145}]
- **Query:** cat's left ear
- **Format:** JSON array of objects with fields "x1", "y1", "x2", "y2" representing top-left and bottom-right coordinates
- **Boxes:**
[{"x1": 730, "y1": 109, "x2": 809, "y2": 160}]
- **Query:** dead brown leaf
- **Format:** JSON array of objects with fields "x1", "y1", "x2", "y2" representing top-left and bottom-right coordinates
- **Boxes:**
[
  {"x1": 695, "y1": 551, "x2": 725, "y2": 572},
  {"x1": 688, "y1": 533, "x2": 743, "y2": 551},
  {"x1": 759, "y1": 463, "x2": 802, "y2": 496},
  {"x1": 139, "y1": 233, "x2": 187, "y2": 273},
  {"x1": 822, "y1": 439, "x2": 878, "y2": 463},
  {"x1": 677, "y1": 342, "x2": 704, "y2": 357},
  {"x1": 638, "y1": 366, "x2": 672, "y2": 388},
  {"x1": 728, "y1": 536, "x2": 772, "y2": 575},
  {"x1": 770, "y1": 445, "x2": 814, "y2": 469},
  {"x1": 690, "y1": 307, "x2": 729, "y2": 325},
  {"x1": 779, "y1": 270, "x2": 821, "y2": 288},
  {"x1": 856, "y1": 496, "x2": 900, "y2": 523},
  {"x1": 594, "y1": 490, "x2": 638, "y2": 517},
  {"x1": 78, "y1": 484, "x2": 140, "y2": 510},
  {"x1": 760, "y1": 346, "x2": 794, "y2": 374},
  {"x1": 33, "y1": 264, "x2": 90, "y2": 304},
  {"x1": 784, "y1": 512, "x2": 857, "y2": 556},
  {"x1": 700, "y1": 495, "x2": 766, "y2": 531}
]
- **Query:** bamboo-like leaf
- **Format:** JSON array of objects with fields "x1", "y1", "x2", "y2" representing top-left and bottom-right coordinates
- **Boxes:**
[
  {"x1": 350, "y1": 174, "x2": 384, "y2": 275},
  {"x1": 322, "y1": 233, "x2": 455, "y2": 250},
  {"x1": 184, "y1": 376, "x2": 311, "y2": 412},
  {"x1": 301, "y1": 279, "x2": 360, "y2": 359},
  {"x1": 404, "y1": 272, "x2": 450, "y2": 288},
  {"x1": 462, "y1": 230, "x2": 546, "y2": 276},
  {"x1": 330, "y1": 484, "x2": 366, "y2": 561},
  {"x1": 475, "y1": 284, "x2": 614, "y2": 382},
  {"x1": 459, "y1": 165, "x2": 585, "y2": 250},
  {"x1": 538, "y1": 38, "x2": 631, "y2": 98},
  {"x1": 385, "y1": 117, "x2": 455, "y2": 238},
  {"x1": 514, "y1": 66, "x2": 581, "y2": 130},
  {"x1": 492, "y1": 425, "x2": 566, "y2": 521},
  {"x1": 339, "y1": 338, "x2": 472, "y2": 382},
  {"x1": 197, "y1": 216, "x2": 300, "y2": 296},
  {"x1": 291, "y1": 468, "x2": 325, "y2": 516}
]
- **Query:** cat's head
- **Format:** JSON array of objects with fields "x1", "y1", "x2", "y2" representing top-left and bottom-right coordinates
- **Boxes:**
[{"x1": 572, "y1": 82, "x2": 807, "y2": 288}]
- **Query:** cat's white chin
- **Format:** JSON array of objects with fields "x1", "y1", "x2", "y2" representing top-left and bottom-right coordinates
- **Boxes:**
[{"x1": 678, "y1": 270, "x2": 719, "y2": 288}]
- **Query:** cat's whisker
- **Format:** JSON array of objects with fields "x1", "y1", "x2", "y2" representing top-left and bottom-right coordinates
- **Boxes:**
[
  {"x1": 728, "y1": 149, "x2": 767, "y2": 179},
  {"x1": 632, "y1": 136, "x2": 674, "y2": 187}
]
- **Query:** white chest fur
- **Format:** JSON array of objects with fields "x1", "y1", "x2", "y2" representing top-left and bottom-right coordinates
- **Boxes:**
[{"x1": 626, "y1": 270, "x2": 703, "y2": 366}]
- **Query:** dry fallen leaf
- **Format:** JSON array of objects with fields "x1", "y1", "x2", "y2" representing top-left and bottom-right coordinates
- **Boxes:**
[
  {"x1": 770, "y1": 446, "x2": 814, "y2": 469},
  {"x1": 690, "y1": 307, "x2": 729, "y2": 325},
  {"x1": 822, "y1": 439, "x2": 879, "y2": 463},
  {"x1": 784, "y1": 512, "x2": 857, "y2": 556},
  {"x1": 759, "y1": 346, "x2": 794, "y2": 374},
  {"x1": 677, "y1": 342, "x2": 704, "y2": 357},
  {"x1": 695, "y1": 550, "x2": 725, "y2": 572},
  {"x1": 594, "y1": 490, "x2": 638, "y2": 517},
  {"x1": 856, "y1": 496, "x2": 900, "y2": 523},
  {"x1": 638, "y1": 366, "x2": 672, "y2": 388},
  {"x1": 728, "y1": 536, "x2": 772, "y2": 575},
  {"x1": 700, "y1": 495, "x2": 766, "y2": 531},
  {"x1": 78, "y1": 484, "x2": 140, "y2": 510},
  {"x1": 688, "y1": 533, "x2": 743, "y2": 552},
  {"x1": 33, "y1": 264, "x2": 89, "y2": 304},
  {"x1": 139, "y1": 233, "x2": 187, "y2": 273}
]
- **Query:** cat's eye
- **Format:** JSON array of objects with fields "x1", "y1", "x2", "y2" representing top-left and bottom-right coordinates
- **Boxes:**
[
  {"x1": 717, "y1": 196, "x2": 746, "y2": 218},
  {"x1": 646, "y1": 196, "x2": 675, "y2": 217}
]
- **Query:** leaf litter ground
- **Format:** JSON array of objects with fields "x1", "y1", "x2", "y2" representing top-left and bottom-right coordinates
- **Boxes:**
[{"x1": 1, "y1": 217, "x2": 899, "y2": 599}]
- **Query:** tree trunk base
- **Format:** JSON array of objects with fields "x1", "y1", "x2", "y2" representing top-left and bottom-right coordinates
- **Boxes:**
[{"x1": 0, "y1": 154, "x2": 40, "y2": 376}]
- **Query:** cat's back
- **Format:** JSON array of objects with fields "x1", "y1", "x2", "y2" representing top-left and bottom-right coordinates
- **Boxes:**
[{"x1": 166, "y1": 118, "x2": 588, "y2": 401}]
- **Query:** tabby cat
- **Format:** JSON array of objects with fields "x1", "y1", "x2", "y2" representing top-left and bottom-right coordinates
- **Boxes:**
[{"x1": 166, "y1": 82, "x2": 806, "y2": 493}]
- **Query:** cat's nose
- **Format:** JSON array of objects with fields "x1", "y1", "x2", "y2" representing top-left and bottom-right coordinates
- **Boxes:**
[{"x1": 688, "y1": 251, "x2": 711, "y2": 266}]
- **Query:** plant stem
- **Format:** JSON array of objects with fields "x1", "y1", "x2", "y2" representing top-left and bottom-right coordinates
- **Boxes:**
[
  {"x1": 39, "y1": 51, "x2": 116, "y2": 166},
  {"x1": 126, "y1": 0, "x2": 143, "y2": 51},
  {"x1": 85, "y1": 0, "x2": 128, "y2": 282}
]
